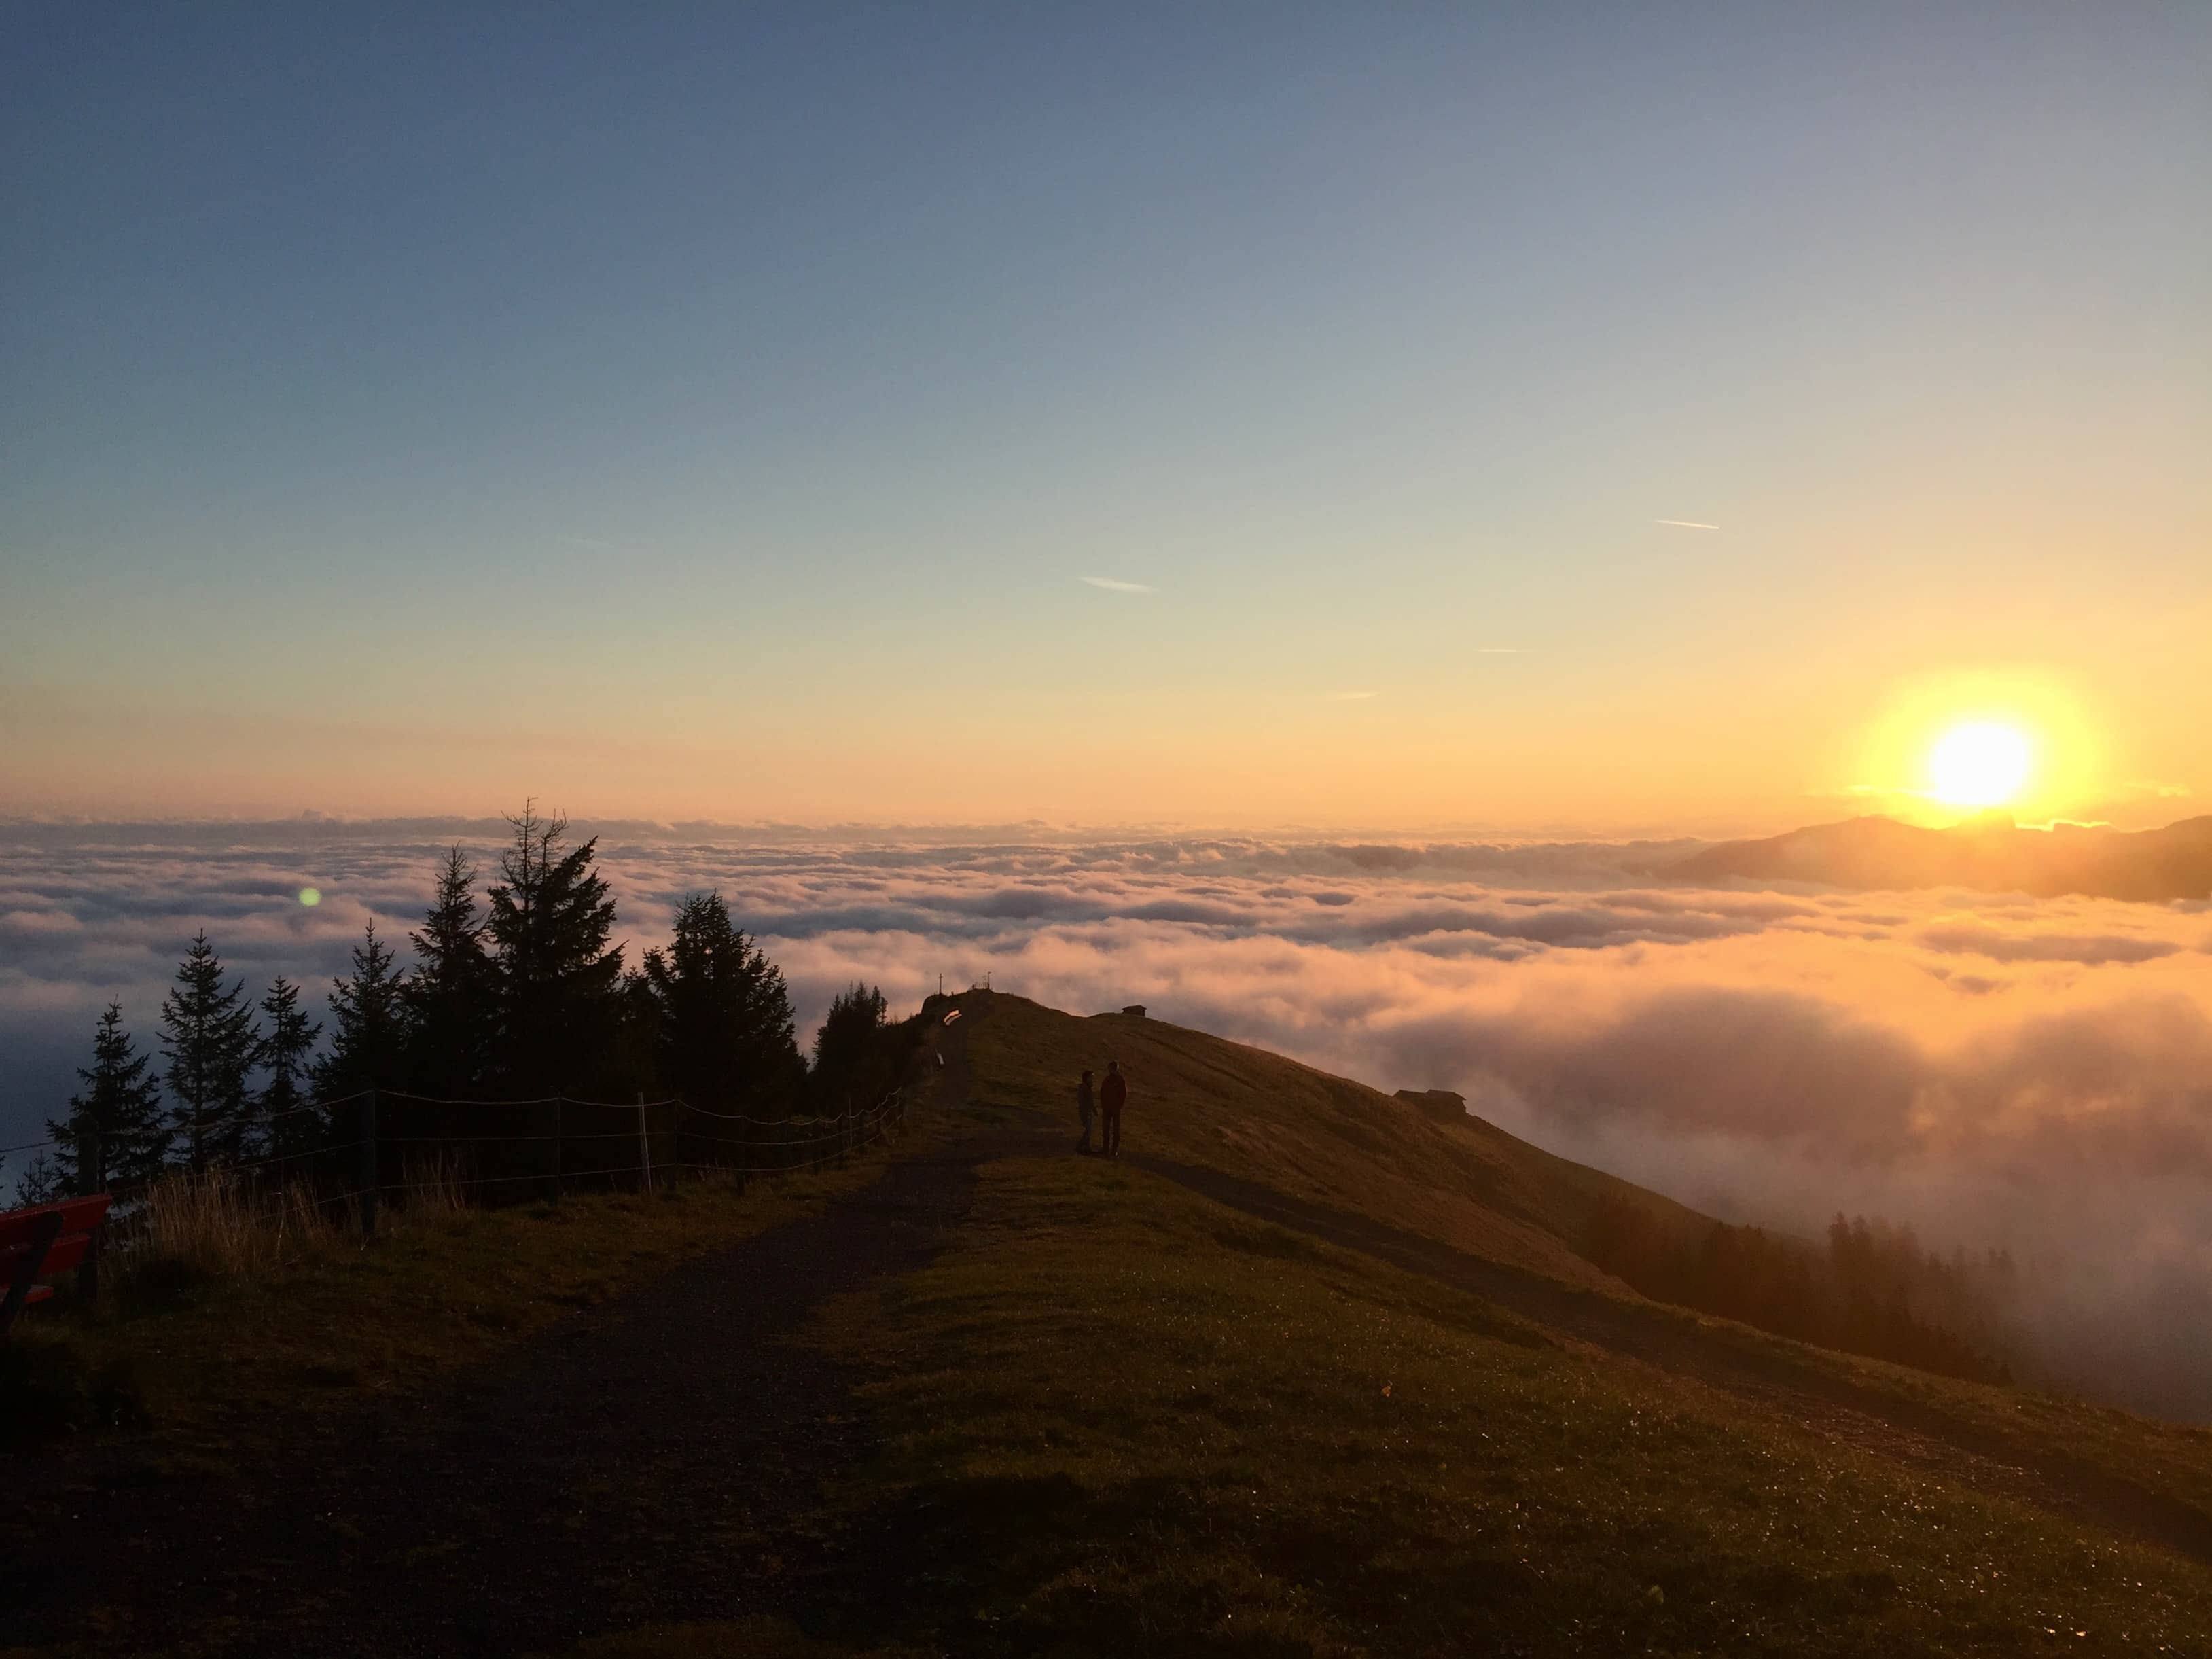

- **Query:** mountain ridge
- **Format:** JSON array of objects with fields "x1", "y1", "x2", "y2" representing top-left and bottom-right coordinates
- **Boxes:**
[{"x1": 1671, "y1": 810, "x2": 2212, "y2": 899}]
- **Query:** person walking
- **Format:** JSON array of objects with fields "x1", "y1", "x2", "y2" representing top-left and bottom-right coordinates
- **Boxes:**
[
  {"x1": 1099, "y1": 1058, "x2": 1126, "y2": 1158},
  {"x1": 1075, "y1": 1068, "x2": 1097, "y2": 1154}
]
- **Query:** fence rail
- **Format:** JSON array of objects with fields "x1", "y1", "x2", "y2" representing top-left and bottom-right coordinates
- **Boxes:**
[{"x1": 5, "y1": 1083, "x2": 910, "y2": 1251}]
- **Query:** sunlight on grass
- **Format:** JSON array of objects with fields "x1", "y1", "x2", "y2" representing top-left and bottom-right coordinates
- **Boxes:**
[
  {"x1": 800, "y1": 1154, "x2": 2209, "y2": 1656},
  {"x1": 963, "y1": 993, "x2": 2212, "y2": 1544}
]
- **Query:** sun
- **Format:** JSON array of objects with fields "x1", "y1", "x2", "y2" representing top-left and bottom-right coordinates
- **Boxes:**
[{"x1": 1927, "y1": 721, "x2": 2033, "y2": 808}]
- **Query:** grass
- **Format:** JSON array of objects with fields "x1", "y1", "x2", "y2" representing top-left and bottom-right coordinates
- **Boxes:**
[
  {"x1": 15, "y1": 992, "x2": 2212, "y2": 1657},
  {"x1": 1747, "y1": 1331, "x2": 2212, "y2": 1527},
  {"x1": 960, "y1": 992, "x2": 2212, "y2": 1537},
  {"x1": 590, "y1": 1147, "x2": 2210, "y2": 1656},
  {"x1": 121, "y1": 1167, "x2": 368, "y2": 1285},
  {"x1": 968, "y1": 994, "x2": 1729, "y2": 1289},
  {"x1": 4, "y1": 1119, "x2": 936, "y2": 1458},
  {"x1": 560, "y1": 1618, "x2": 916, "y2": 1658}
]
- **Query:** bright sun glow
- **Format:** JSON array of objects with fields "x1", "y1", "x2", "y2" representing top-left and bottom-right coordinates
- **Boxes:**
[{"x1": 1928, "y1": 721, "x2": 2033, "y2": 808}]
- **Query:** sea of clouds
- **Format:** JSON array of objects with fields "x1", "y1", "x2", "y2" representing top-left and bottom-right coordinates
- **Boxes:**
[{"x1": 4, "y1": 821, "x2": 2210, "y2": 1417}]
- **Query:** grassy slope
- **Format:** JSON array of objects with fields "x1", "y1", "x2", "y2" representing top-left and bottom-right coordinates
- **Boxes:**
[
  {"x1": 965, "y1": 992, "x2": 2212, "y2": 1521},
  {"x1": 16, "y1": 991, "x2": 2212, "y2": 1656},
  {"x1": 4, "y1": 1142, "x2": 923, "y2": 1460},
  {"x1": 969, "y1": 994, "x2": 1711, "y2": 1292},
  {"x1": 588, "y1": 993, "x2": 2212, "y2": 1656},
  {"x1": 801, "y1": 1152, "x2": 2208, "y2": 1656}
]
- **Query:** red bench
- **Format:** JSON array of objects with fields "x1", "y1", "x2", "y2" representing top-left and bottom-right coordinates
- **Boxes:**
[{"x1": 1, "y1": 1194, "x2": 111, "y2": 1337}]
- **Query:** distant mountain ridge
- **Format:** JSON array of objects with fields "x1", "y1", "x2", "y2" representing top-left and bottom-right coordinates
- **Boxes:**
[{"x1": 1671, "y1": 812, "x2": 2212, "y2": 901}]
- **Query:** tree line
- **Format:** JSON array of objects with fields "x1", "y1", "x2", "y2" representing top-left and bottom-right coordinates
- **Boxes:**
[
  {"x1": 1582, "y1": 1195, "x2": 2017, "y2": 1382},
  {"x1": 11, "y1": 806, "x2": 901, "y2": 1205}
]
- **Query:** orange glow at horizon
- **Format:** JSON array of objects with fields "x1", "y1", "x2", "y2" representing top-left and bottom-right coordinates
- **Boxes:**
[{"x1": 1849, "y1": 670, "x2": 2105, "y2": 827}]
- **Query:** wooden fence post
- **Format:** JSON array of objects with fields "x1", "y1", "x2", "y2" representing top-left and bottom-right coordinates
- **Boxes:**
[
  {"x1": 360, "y1": 1086, "x2": 378, "y2": 1241},
  {"x1": 636, "y1": 1092, "x2": 653, "y2": 1194},
  {"x1": 551, "y1": 1099, "x2": 565, "y2": 1200}
]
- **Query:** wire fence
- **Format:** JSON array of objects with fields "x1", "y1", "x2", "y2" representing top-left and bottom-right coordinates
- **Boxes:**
[{"x1": 6, "y1": 1082, "x2": 910, "y2": 1246}]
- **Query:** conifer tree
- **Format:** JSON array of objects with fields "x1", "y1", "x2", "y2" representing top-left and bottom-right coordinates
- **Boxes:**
[
  {"x1": 403, "y1": 846, "x2": 496, "y2": 1097},
  {"x1": 49, "y1": 1002, "x2": 171, "y2": 1194},
  {"x1": 641, "y1": 893, "x2": 804, "y2": 1116},
  {"x1": 14, "y1": 1151, "x2": 63, "y2": 1207},
  {"x1": 486, "y1": 804, "x2": 625, "y2": 1095},
  {"x1": 614, "y1": 965, "x2": 665, "y2": 1099},
  {"x1": 810, "y1": 982, "x2": 889, "y2": 1107},
  {"x1": 314, "y1": 925, "x2": 406, "y2": 1099},
  {"x1": 160, "y1": 932, "x2": 260, "y2": 1173},
  {"x1": 255, "y1": 975, "x2": 325, "y2": 1162}
]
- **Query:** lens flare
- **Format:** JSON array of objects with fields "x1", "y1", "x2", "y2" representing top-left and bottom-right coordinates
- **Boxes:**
[{"x1": 1928, "y1": 722, "x2": 2031, "y2": 808}]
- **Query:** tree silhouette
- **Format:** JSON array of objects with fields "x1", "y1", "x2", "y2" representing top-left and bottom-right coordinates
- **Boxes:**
[
  {"x1": 810, "y1": 982, "x2": 889, "y2": 1108},
  {"x1": 641, "y1": 893, "x2": 803, "y2": 1116},
  {"x1": 315, "y1": 925, "x2": 406, "y2": 1099},
  {"x1": 614, "y1": 966, "x2": 664, "y2": 1101},
  {"x1": 487, "y1": 804, "x2": 624, "y2": 1096},
  {"x1": 49, "y1": 1002, "x2": 171, "y2": 1194},
  {"x1": 14, "y1": 1152, "x2": 63, "y2": 1207},
  {"x1": 255, "y1": 975, "x2": 325, "y2": 1163},
  {"x1": 1581, "y1": 1196, "x2": 2009, "y2": 1383},
  {"x1": 160, "y1": 932, "x2": 260, "y2": 1173},
  {"x1": 402, "y1": 846, "x2": 495, "y2": 1097}
]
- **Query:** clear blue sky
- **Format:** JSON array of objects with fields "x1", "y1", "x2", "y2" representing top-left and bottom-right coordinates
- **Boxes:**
[{"x1": 4, "y1": 3, "x2": 2206, "y2": 828}]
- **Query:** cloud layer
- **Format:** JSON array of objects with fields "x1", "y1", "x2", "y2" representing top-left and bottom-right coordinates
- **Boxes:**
[{"x1": 5, "y1": 825, "x2": 2211, "y2": 1414}]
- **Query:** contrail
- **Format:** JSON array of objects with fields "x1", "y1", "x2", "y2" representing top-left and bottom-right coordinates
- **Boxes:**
[
  {"x1": 1652, "y1": 519, "x2": 1719, "y2": 530},
  {"x1": 1080, "y1": 576, "x2": 1158, "y2": 594}
]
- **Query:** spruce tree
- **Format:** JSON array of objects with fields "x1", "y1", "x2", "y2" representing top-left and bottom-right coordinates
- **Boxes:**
[
  {"x1": 810, "y1": 982, "x2": 889, "y2": 1108},
  {"x1": 160, "y1": 932, "x2": 260, "y2": 1173},
  {"x1": 14, "y1": 1152, "x2": 63, "y2": 1207},
  {"x1": 614, "y1": 965, "x2": 665, "y2": 1099},
  {"x1": 314, "y1": 925, "x2": 406, "y2": 1099},
  {"x1": 255, "y1": 975, "x2": 325, "y2": 1163},
  {"x1": 486, "y1": 804, "x2": 625, "y2": 1096},
  {"x1": 402, "y1": 846, "x2": 495, "y2": 1097},
  {"x1": 641, "y1": 893, "x2": 804, "y2": 1116},
  {"x1": 50, "y1": 1002, "x2": 171, "y2": 1194}
]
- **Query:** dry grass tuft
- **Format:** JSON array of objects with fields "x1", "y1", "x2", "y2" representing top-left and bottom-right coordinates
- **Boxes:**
[
  {"x1": 399, "y1": 1150, "x2": 472, "y2": 1219},
  {"x1": 122, "y1": 1170, "x2": 348, "y2": 1285},
  {"x1": 120, "y1": 1160, "x2": 480, "y2": 1290}
]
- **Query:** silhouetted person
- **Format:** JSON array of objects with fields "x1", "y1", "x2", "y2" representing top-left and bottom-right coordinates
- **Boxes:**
[
  {"x1": 1075, "y1": 1067, "x2": 1096, "y2": 1154},
  {"x1": 1099, "y1": 1058, "x2": 1126, "y2": 1158}
]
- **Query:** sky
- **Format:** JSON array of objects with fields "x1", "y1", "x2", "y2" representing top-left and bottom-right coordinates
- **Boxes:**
[{"x1": 2, "y1": 3, "x2": 2207, "y2": 829}]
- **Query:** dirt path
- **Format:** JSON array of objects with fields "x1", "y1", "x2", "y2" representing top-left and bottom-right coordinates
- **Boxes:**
[
  {"x1": 1132, "y1": 1154, "x2": 2212, "y2": 1569},
  {"x1": 5, "y1": 1118, "x2": 1048, "y2": 1657}
]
